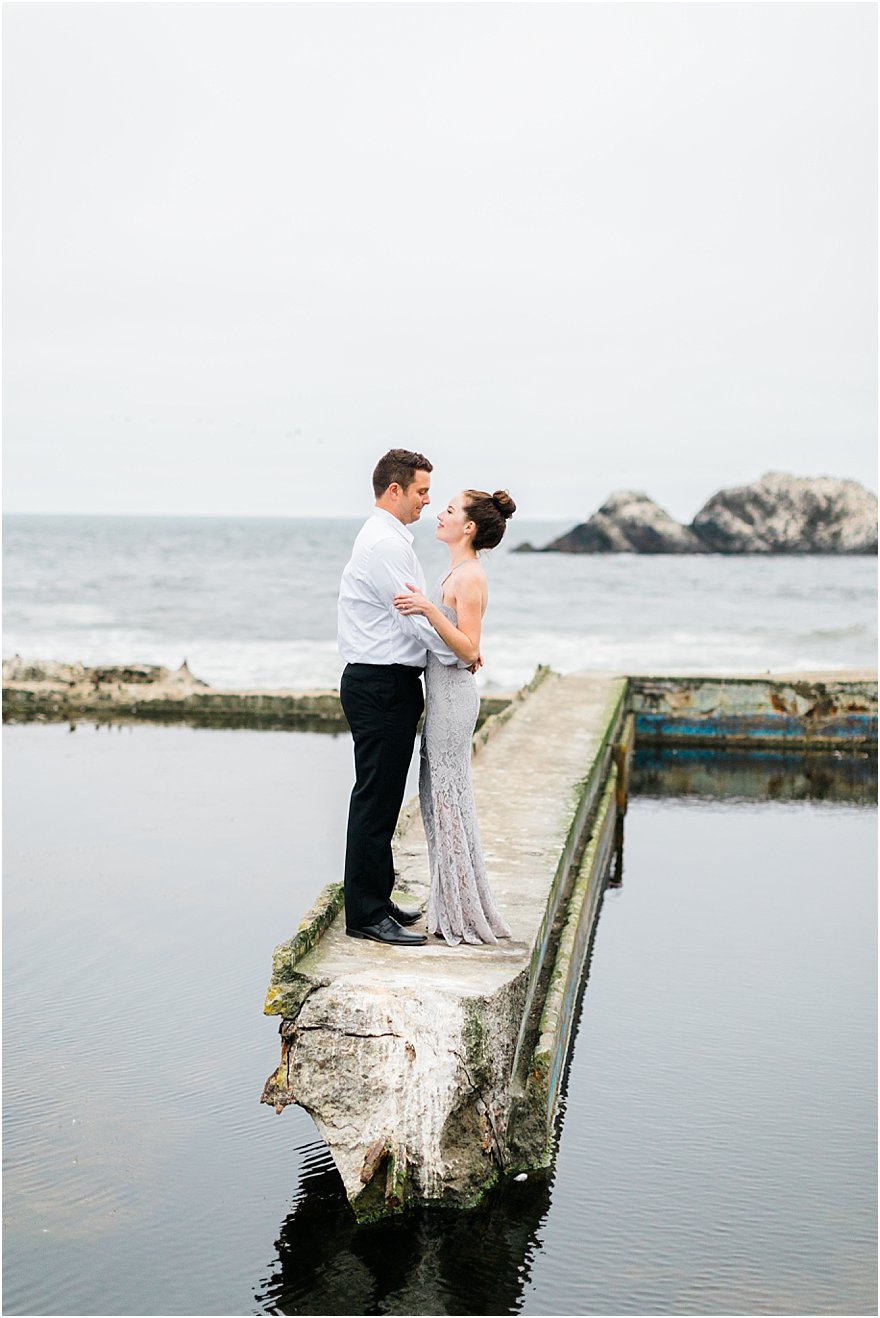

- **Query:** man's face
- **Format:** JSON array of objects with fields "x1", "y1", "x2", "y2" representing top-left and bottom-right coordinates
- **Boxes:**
[{"x1": 399, "y1": 471, "x2": 432, "y2": 524}]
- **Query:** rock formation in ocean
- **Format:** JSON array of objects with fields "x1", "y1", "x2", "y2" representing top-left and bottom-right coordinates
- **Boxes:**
[
  {"x1": 540, "y1": 490, "x2": 705, "y2": 555},
  {"x1": 520, "y1": 473, "x2": 877, "y2": 555},
  {"x1": 691, "y1": 472, "x2": 878, "y2": 554}
]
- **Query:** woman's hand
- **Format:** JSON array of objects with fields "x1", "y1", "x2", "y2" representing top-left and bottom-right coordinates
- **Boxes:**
[{"x1": 394, "y1": 583, "x2": 432, "y2": 617}]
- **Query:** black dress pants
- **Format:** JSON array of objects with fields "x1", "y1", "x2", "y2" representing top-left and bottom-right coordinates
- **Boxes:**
[{"x1": 340, "y1": 662, "x2": 425, "y2": 929}]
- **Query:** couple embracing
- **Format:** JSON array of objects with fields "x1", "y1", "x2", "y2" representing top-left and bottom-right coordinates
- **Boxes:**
[{"x1": 337, "y1": 448, "x2": 516, "y2": 948}]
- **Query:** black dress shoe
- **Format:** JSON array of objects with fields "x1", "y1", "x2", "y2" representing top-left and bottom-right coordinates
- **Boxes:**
[
  {"x1": 387, "y1": 901, "x2": 422, "y2": 927},
  {"x1": 346, "y1": 916, "x2": 427, "y2": 946}
]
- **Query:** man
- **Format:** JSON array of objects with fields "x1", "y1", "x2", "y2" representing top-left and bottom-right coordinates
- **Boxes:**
[{"x1": 337, "y1": 449, "x2": 460, "y2": 946}]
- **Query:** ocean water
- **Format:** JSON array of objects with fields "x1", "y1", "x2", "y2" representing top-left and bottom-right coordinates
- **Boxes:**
[{"x1": 3, "y1": 513, "x2": 877, "y2": 692}]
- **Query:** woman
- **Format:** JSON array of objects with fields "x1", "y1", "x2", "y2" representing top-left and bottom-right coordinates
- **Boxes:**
[{"x1": 394, "y1": 489, "x2": 516, "y2": 945}]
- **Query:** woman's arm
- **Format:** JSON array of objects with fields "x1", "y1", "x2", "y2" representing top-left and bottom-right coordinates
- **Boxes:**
[
  {"x1": 369, "y1": 537, "x2": 459, "y2": 665},
  {"x1": 394, "y1": 576, "x2": 483, "y2": 666}
]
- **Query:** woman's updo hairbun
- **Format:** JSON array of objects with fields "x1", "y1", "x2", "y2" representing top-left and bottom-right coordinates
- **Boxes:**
[
  {"x1": 463, "y1": 487, "x2": 517, "y2": 551},
  {"x1": 491, "y1": 490, "x2": 516, "y2": 520}
]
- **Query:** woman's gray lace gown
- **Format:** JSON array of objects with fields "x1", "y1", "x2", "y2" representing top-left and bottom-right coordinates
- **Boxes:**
[{"x1": 420, "y1": 590, "x2": 512, "y2": 945}]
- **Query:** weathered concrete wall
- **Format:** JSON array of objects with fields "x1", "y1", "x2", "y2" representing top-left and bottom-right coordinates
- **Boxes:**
[
  {"x1": 261, "y1": 671, "x2": 629, "y2": 1220},
  {"x1": 630, "y1": 672, "x2": 877, "y2": 748},
  {"x1": 6, "y1": 661, "x2": 875, "y2": 749},
  {"x1": 1, "y1": 659, "x2": 511, "y2": 732}
]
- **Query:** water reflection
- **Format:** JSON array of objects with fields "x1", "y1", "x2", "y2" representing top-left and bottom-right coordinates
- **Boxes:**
[
  {"x1": 606, "y1": 816, "x2": 625, "y2": 890},
  {"x1": 255, "y1": 1142, "x2": 552, "y2": 1316},
  {"x1": 632, "y1": 745, "x2": 877, "y2": 804}
]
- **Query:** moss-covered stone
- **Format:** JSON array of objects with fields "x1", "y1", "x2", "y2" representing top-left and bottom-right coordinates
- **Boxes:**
[{"x1": 269, "y1": 883, "x2": 344, "y2": 982}]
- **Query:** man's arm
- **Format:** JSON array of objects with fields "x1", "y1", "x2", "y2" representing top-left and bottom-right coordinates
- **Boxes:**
[{"x1": 370, "y1": 539, "x2": 460, "y2": 665}]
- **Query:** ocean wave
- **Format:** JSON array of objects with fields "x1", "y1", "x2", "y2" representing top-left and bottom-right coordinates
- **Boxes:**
[
  {"x1": 4, "y1": 516, "x2": 875, "y2": 693},
  {"x1": 476, "y1": 629, "x2": 876, "y2": 691},
  {"x1": 4, "y1": 624, "x2": 874, "y2": 695}
]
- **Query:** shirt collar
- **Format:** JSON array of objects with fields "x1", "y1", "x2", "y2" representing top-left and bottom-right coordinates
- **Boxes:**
[{"x1": 372, "y1": 506, "x2": 414, "y2": 543}]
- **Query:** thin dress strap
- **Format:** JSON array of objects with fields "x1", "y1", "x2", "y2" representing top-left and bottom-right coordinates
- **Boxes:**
[
  {"x1": 439, "y1": 562, "x2": 468, "y2": 608},
  {"x1": 439, "y1": 561, "x2": 472, "y2": 588}
]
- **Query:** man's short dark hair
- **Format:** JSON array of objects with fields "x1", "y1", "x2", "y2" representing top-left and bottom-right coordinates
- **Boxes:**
[{"x1": 372, "y1": 449, "x2": 433, "y2": 498}]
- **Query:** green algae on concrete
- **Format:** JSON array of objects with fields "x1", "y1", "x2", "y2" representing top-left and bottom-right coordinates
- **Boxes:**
[{"x1": 264, "y1": 882, "x2": 344, "y2": 1017}]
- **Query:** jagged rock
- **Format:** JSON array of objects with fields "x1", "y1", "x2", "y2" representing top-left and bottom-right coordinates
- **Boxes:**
[
  {"x1": 542, "y1": 491, "x2": 705, "y2": 555},
  {"x1": 2, "y1": 658, "x2": 210, "y2": 691},
  {"x1": 86, "y1": 661, "x2": 210, "y2": 688},
  {"x1": 262, "y1": 976, "x2": 527, "y2": 1217},
  {"x1": 2, "y1": 657, "x2": 87, "y2": 684},
  {"x1": 518, "y1": 473, "x2": 878, "y2": 555},
  {"x1": 691, "y1": 472, "x2": 878, "y2": 554}
]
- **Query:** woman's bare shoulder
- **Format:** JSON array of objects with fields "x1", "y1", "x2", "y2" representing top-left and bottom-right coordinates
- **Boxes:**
[
  {"x1": 454, "y1": 560, "x2": 486, "y2": 590},
  {"x1": 449, "y1": 560, "x2": 487, "y2": 609}
]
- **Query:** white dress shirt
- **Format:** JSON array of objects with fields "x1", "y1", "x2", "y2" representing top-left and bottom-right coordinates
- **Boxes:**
[{"x1": 338, "y1": 509, "x2": 459, "y2": 667}]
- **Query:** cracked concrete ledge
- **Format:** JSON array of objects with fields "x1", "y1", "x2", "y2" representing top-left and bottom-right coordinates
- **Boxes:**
[{"x1": 260, "y1": 670, "x2": 628, "y2": 1220}]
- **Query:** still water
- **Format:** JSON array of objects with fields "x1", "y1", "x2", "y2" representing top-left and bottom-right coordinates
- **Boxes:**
[{"x1": 3, "y1": 725, "x2": 876, "y2": 1315}]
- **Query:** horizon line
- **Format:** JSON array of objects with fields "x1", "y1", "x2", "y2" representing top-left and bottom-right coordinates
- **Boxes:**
[{"x1": 1, "y1": 509, "x2": 574, "y2": 521}]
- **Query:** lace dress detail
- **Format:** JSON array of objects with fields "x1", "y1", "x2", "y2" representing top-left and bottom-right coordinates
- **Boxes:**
[{"x1": 420, "y1": 590, "x2": 512, "y2": 946}]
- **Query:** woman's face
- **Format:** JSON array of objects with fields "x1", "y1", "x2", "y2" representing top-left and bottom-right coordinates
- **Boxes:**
[{"x1": 435, "y1": 493, "x2": 474, "y2": 546}]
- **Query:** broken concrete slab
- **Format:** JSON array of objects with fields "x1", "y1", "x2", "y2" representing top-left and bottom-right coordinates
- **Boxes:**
[{"x1": 261, "y1": 670, "x2": 628, "y2": 1219}]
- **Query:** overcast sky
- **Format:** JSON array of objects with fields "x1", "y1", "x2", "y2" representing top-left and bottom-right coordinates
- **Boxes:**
[{"x1": 3, "y1": 2, "x2": 877, "y2": 522}]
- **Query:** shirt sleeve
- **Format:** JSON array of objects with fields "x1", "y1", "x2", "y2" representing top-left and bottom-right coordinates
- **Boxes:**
[{"x1": 369, "y1": 538, "x2": 461, "y2": 665}]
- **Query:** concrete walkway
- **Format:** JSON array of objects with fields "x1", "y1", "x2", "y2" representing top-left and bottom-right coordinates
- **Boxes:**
[{"x1": 262, "y1": 670, "x2": 627, "y2": 1218}]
